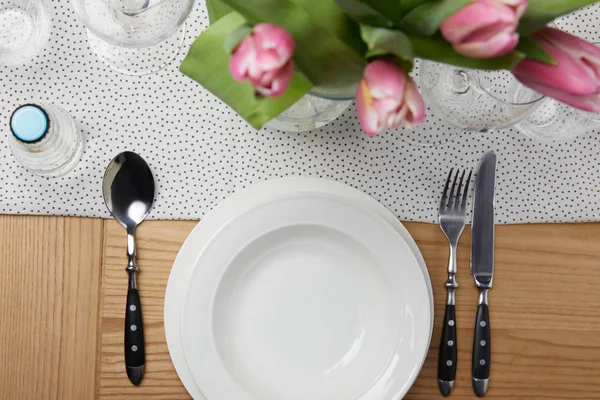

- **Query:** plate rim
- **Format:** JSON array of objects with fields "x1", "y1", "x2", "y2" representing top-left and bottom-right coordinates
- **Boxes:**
[{"x1": 164, "y1": 177, "x2": 434, "y2": 400}]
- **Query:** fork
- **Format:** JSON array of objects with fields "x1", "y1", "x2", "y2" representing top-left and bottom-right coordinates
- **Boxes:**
[{"x1": 437, "y1": 168, "x2": 472, "y2": 397}]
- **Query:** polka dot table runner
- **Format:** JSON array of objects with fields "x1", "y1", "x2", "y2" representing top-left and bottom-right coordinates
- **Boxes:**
[{"x1": 1, "y1": 2, "x2": 599, "y2": 224}]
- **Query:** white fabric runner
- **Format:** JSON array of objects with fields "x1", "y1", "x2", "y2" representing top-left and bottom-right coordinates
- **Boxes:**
[{"x1": 1, "y1": 2, "x2": 599, "y2": 224}]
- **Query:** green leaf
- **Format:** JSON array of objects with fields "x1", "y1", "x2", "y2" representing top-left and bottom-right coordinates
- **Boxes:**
[
  {"x1": 360, "y1": 25, "x2": 414, "y2": 70},
  {"x1": 180, "y1": 12, "x2": 313, "y2": 130},
  {"x1": 516, "y1": 36, "x2": 556, "y2": 65},
  {"x1": 399, "y1": 0, "x2": 425, "y2": 14},
  {"x1": 288, "y1": 0, "x2": 368, "y2": 53},
  {"x1": 400, "y1": 0, "x2": 472, "y2": 36},
  {"x1": 333, "y1": 0, "x2": 394, "y2": 27},
  {"x1": 519, "y1": 0, "x2": 600, "y2": 36},
  {"x1": 410, "y1": 35, "x2": 525, "y2": 70},
  {"x1": 357, "y1": 0, "x2": 405, "y2": 26},
  {"x1": 221, "y1": 0, "x2": 367, "y2": 88},
  {"x1": 206, "y1": 0, "x2": 234, "y2": 24},
  {"x1": 223, "y1": 24, "x2": 252, "y2": 52}
]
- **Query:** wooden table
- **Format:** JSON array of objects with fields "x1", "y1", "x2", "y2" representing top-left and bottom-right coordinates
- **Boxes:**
[{"x1": 1, "y1": 215, "x2": 599, "y2": 400}]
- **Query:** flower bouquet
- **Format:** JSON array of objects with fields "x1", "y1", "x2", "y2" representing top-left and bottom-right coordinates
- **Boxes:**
[{"x1": 180, "y1": 0, "x2": 600, "y2": 136}]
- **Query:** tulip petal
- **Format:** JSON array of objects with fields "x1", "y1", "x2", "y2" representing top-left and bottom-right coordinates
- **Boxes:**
[
  {"x1": 540, "y1": 27, "x2": 600, "y2": 61},
  {"x1": 441, "y1": 2, "x2": 508, "y2": 43},
  {"x1": 514, "y1": 77, "x2": 600, "y2": 112},
  {"x1": 372, "y1": 97, "x2": 402, "y2": 124},
  {"x1": 457, "y1": 31, "x2": 519, "y2": 58},
  {"x1": 256, "y1": 48, "x2": 285, "y2": 70},
  {"x1": 254, "y1": 59, "x2": 295, "y2": 97},
  {"x1": 389, "y1": 106, "x2": 409, "y2": 129},
  {"x1": 363, "y1": 60, "x2": 407, "y2": 100},
  {"x1": 403, "y1": 79, "x2": 426, "y2": 126},
  {"x1": 229, "y1": 36, "x2": 257, "y2": 82},
  {"x1": 254, "y1": 23, "x2": 296, "y2": 61},
  {"x1": 501, "y1": 0, "x2": 528, "y2": 18},
  {"x1": 256, "y1": 69, "x2": 277, "y2": 87},
  {"x1": 356, "y1": 79, "x2": 382, "y2": 136},
  {"x1": 269, "y1": 60, "x2": 295, "y2": 97},
  {"x1": 513, "y1": 43, "x2": 600, "y2": 97},
  {"x1": 441, "y1": 0, "x2": 522, "y2": 58}
]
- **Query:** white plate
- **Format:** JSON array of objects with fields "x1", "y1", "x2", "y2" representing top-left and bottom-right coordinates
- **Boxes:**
[
  {"x1": 180, "y1": 193, "x2": 431, "y2": 400},
  {"x1": 164, "y1": 177, "x2": 434, "y2": 400}
]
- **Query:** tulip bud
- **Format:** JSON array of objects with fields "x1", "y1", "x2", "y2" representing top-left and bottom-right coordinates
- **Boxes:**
[
  {"x1": 229, "y1": 23, "x2": 295, "y2": 97},
  {"x1": 441, "y1": 0, "x2": 527, "y2": 59},
  {"x1": 512, "y1": 27, "x2": 600, "y2": 112},
  {"x1": 355, "y1": 60, "x2": 425, "y2": 136}
]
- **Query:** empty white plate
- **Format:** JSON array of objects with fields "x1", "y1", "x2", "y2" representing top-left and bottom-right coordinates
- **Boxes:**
[
  {"x1": 164, "y1": 177, "x2": 434, "y2": 400},
  {"x1": 180, "y1": 193, "x2": 431, "y2": 400}
]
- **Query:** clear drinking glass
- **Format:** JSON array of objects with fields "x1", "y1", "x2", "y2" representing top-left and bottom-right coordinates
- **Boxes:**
[
  {"x1": 0, "y1": 0, "x2": 51, "y2": 66},
  {"x1": 72, "y1": 0, "x2": 194, "y2": 75},
  {"x1": 419, "y1": 60, "x2": 544, "y2": 133},
  {"x1": 9, "y1": 103, "x2": 84, "y2": 177}
]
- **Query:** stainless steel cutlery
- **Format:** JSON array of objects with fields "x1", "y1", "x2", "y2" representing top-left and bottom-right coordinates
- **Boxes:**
[
  {"x1": 437, "y1": 151, "x2": 497, "y2": 397},
  {"x1": 470, "y1": 151, "x2": 497, "y2": 397},
  {"x1": 437, "y1": 167, "x2": 472, "y2": 396},
  {"x1": 102, "y1": 151, "x2": 156, "y2": 386}
]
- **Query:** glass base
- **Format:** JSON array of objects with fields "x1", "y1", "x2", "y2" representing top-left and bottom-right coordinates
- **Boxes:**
[
  {"x1": 35, "y1": 133, "x2": 85, "y2": 177},
  {"x1": 86, "y1": 23, "x2": 186, "y2": 76},
  {"x1": 515, "y1": 98, "x2": 591, "y2": 142},
  {"x1": 0, "y1": 7, "x2": 51, "y2": 66},
  {"x1": 265, "y1": 94, "x2": 352, "y2": 133}
]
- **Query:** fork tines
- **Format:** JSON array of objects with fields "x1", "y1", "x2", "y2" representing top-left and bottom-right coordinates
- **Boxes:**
[{"x1": 439, "y1": 168, "x2": 473, "y2": 213}]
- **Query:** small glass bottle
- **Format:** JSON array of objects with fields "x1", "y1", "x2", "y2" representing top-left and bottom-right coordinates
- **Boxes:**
[{"x1": 9, "y1": 103, "x2": 84, "y2": 177}]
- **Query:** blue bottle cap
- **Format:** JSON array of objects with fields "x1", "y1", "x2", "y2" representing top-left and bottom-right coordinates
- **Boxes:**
[{"x1": 10, "y1": 104, "x2": 49, "y2": 143}]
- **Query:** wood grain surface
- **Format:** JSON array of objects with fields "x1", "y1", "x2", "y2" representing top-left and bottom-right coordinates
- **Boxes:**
[
  {"x1": 0, "y1": 216, "x2": 103, "y2": 400},
  {"x1": 3, "y1": 216, "x2": 600, "y2": 400},
  {"x1": 98, "y1": 220, "x2": 600, "y2": 400}
]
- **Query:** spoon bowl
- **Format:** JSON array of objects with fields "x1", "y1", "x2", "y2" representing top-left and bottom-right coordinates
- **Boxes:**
[{"x1": 103, "y1": 151, "x2": 155, "y2": 229}]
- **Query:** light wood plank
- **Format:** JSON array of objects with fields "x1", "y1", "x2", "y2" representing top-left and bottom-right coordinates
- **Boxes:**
[
  {"x1": 99, "y1": 220, "x2": 600, "y2": 399},
  {"x1": 99, "y1": 220, "x2": 194, "y2": 400},
  {"x1": 0, "y1": 216, "x2": 103, "y2": 400}
]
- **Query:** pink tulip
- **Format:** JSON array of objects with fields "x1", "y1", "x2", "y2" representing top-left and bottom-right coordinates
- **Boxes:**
[
  {"x1": 355, "y1": 60, "x2": 425, "y2": 136},
  {"x1": 441, "y1": 0, "x2": 527, "y2": 59},
  {"x1": 512, "y1": 27, "x2": 600, "y2": 112},
  {"x1": 229, "y1": 23, "x2": 295, "y2": 97}
]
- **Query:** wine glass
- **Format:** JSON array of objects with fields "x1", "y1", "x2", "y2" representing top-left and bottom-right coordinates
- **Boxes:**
[
  {"x1": 72, "y1": 0, "x2": 194, "y2": 75},
  {"x1": 0, "y1": 0, "x2": 51, "y2": 66},
  {"x1": 418, "y1": 60, "x2": 544, "y2": 135}
]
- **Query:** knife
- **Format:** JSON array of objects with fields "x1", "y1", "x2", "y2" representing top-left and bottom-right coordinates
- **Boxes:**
[{"x1": 470, "y1": 151, "x2": 496, "y2": 397}]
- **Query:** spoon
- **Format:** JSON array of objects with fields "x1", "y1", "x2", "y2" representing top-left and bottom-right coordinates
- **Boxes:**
[{"x1": 102, "y1": 151, "x2": 155, "y2": 386}]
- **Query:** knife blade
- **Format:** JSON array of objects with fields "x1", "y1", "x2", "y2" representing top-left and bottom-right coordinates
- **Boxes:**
[{"x1": 470, "y1": 151, "x2": 496, "y2": 397}]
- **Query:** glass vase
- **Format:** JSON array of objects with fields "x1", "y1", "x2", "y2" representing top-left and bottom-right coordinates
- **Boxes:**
[
  {"x1": 418, "y1": 61, "x2": 544, "y2": 133},
  {"x1": 265, "y1": 85, "x2": 355, "y2": 133}
]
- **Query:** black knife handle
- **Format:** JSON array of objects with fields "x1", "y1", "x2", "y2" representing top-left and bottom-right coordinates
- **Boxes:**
[
  {"x1": 472, "y1": 289, "x2": 490, "y2": 397},
  {"x1": 438, "y1": 303, "x2": 457, "y2": 396},
  {"x1": 125, "y1": 287, "x2": 145, "y2": 385}
]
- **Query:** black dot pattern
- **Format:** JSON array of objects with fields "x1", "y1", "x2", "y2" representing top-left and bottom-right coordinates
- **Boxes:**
[{"x1": 0, "y1": 2, "x2": 599, "y2": 224}]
